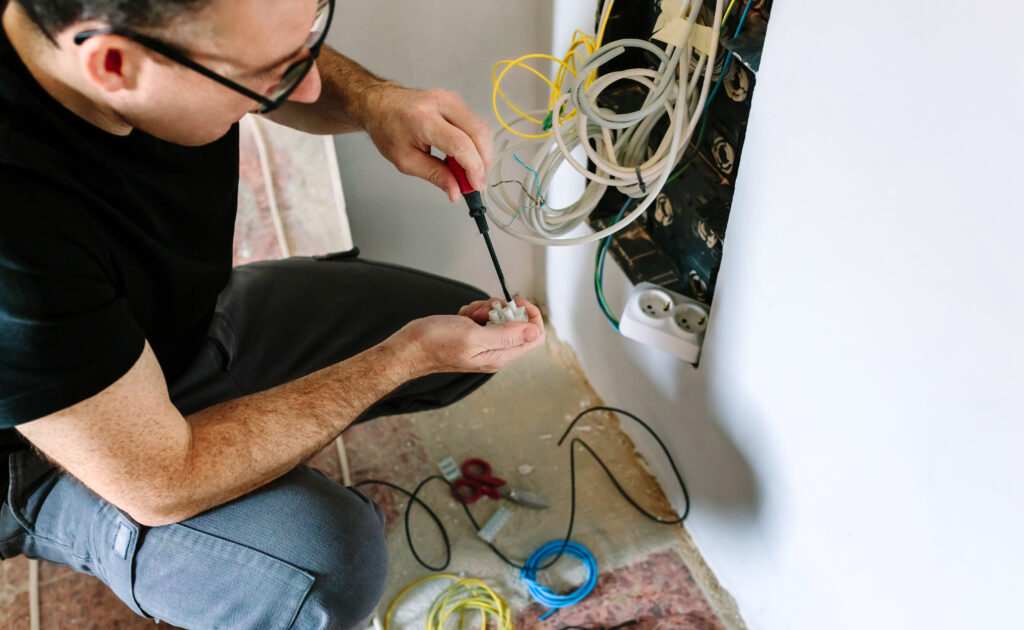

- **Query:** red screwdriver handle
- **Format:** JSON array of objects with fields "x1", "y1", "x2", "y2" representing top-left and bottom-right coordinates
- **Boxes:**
[{"x1": 445, "y1": 155, "x2": 475, "y2": 195}]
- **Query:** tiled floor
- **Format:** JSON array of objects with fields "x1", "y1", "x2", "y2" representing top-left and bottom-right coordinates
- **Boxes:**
[{"x1": 0, "y1": 119, "x2": 743, "y2": 629}]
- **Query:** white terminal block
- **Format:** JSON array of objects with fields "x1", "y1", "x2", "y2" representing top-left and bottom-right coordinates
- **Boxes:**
[
  {"x1": 619, "y1": 282, "x2": 708, "y2": 364},
  {"x1": 488, "y1": 299, "x2": 527, "y2": 324}
]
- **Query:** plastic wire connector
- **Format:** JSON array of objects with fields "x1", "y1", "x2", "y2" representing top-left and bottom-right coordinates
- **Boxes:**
[
  {"x1": 477, "y1": 506, "x2": 512, "y2": 544},
  {"x1": 520, "y1": 540, "x2": 598, "y2": 620},
  {"x1": 488, "y1": 299, "x2": 527, "y2": 324},
  {"x1": 437, "y1": 457, "x2": 462, "y2": 483}
]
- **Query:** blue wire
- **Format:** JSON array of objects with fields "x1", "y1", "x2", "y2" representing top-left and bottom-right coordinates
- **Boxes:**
[
  {"x1": 520, "y1": 540, "x2": 598, "y2": 620},
  {"x1": 734, "y1": 0, "x2": 754, "y2": 37},
  {"x1": 512, "y1": 152, "x2": 544, "y2": 206},
  {"x1": 705, "y1": 0, "x2": 754, "y2": 114}
]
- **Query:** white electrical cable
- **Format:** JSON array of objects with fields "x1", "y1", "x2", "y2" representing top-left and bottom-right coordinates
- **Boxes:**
[
  {"x1": 483, "y1": 0, "x2": 725, "y2": 247},
  {"x1": 246, "y1": 115, "x2": 291, "y2": 258}
]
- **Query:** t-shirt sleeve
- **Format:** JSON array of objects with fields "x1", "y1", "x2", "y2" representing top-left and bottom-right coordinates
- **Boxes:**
[{"x1": 0, "y1": 171, "x2": 145, "y2": 428}]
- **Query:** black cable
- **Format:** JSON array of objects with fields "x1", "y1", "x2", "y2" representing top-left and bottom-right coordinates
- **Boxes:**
[
  {"x1": 558, "y1": 406, "x2": 690, "y2": 522},
  {"x1": 354, "y1": 406, "x2": 690, "y2": 574},
  {"x1": 351, "y1": 477, "x2": 452, "y2": 571}
]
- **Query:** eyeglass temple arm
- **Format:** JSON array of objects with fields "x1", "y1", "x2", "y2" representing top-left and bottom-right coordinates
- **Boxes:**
[{"x1": 73, "y1": 28, "x2": 276, "y2": 110}]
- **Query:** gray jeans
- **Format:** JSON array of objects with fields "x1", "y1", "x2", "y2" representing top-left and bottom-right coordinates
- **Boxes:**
[{"x1": 0, "y1": 253, "x2": 491, "y2": 629}]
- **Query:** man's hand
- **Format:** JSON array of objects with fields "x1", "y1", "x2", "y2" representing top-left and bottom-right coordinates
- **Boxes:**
[
  {"x1": 267, "y1": 48, "x2": 492, "y2": 201},
  {"x1": 389, "y1": 297, "x2": 545, "y2": 375},
  {"x1": 361, "y1": 84, "x2": 494, "y2": 202}
]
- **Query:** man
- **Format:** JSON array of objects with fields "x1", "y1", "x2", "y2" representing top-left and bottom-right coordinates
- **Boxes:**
[{"x1": 0, "y1": 0, "x2": 545, "y2": 627}]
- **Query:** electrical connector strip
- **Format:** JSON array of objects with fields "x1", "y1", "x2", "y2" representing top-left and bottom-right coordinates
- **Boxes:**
[
  {"x1": 488, "y1": 298, "x2": 528, "y2": 324},
  {"x1": 437, "y1": 457, "x2": 462, "y2": 483},
  {"x1": 477, "y1": 506, "x2": 512, "y2": 544}
]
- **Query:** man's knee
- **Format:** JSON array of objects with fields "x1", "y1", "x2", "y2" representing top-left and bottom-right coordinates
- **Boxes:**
[
  {"x1": 133, "y1": 469, "x2": 389, "y2": 629},
  {"x1": 291, "y1": 484, "x2": 390, "y2": 629}
]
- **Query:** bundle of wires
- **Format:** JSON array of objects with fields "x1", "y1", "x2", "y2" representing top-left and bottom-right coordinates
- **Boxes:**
[
  {"x1": 484, "y1": 0, "x2": 726, "y2": 247},
  {"x1": 594, "y1": 0, "x2": 757, "y2": 329},
  {"x1": 385, "y1": 574, "x2": 512, "y2": 630}
]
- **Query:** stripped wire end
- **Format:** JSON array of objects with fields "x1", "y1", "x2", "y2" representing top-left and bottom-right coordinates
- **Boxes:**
[{"x1": 492, "y1": 180, "x2": 544, "y2": 208}]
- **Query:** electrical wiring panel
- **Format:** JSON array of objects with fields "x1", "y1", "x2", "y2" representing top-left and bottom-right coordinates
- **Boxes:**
[{"x1": 587, "y1": 0, "x2": 773, "y2": 305}]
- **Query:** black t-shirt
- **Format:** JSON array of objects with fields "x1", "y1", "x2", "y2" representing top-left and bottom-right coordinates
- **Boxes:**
[{"x1": 0, "y1": 24, "x2": 239, "y2": 433}]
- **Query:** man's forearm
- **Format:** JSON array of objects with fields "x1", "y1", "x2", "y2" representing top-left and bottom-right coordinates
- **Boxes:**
[
  {"x1": 265, "y1": 46, "x2": 396, "y2": 135},
  {"x1": 164, "y1": 341, "x2": 417, "y2": 524}
]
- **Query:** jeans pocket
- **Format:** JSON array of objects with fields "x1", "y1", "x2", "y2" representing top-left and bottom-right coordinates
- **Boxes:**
[
  {"x1": 90, "y1": 504, "x2": 150, "y2": 618},
  {"x1": 130, "y1": 522, "x2": 315, "y2": 629}
]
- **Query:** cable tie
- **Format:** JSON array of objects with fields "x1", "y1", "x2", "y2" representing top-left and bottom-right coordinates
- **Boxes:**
[{"x1": 635, "y1": 167, "x2": 646, "y2": 194}]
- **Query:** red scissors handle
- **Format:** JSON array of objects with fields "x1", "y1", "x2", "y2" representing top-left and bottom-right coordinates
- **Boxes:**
[{"x1": 451, "y1": 458, "x2": 506, "y2": 504}]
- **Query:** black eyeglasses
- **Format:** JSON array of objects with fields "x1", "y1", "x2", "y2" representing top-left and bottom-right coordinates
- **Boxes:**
[{"x1": 73, "y1": 0, "x2": 334, "y2": 113}]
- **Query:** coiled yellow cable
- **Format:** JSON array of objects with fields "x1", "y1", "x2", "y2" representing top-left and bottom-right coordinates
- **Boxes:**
[
  {"x1": 491, "y1": 0, "x2": 615, "y2": 139},
  {"x1": 385, "y1": 574, "x2": 514, "y2": 630}
]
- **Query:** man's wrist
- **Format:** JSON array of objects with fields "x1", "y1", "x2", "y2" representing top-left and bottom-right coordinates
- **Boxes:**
[{"x1": 373, "y1": 334, "x2": 428, "y2": 384}]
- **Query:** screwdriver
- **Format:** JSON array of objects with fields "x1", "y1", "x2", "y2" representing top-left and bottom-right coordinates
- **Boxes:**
[{"x1": 444, "y1": 155, "x2": 512, "y2": 303}]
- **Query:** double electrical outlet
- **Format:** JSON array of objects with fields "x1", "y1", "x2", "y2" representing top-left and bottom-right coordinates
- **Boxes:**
[{"x1": 619, "y1": 282, "x2": 708, "y2": 364}]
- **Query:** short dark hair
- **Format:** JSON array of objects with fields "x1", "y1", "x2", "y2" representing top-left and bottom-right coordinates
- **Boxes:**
[{"x1": 15, "y1": 0, "x2": 210, "y2": 41}]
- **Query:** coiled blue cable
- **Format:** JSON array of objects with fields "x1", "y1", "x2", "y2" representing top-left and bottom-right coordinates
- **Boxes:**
[{"x1": 520, "y1": 540, "x2": 598, "y2": 620}]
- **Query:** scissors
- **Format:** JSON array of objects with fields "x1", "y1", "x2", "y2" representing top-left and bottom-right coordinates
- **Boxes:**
[{"x1": 451, "y1": 458, "x2": 549, "y2": 509}]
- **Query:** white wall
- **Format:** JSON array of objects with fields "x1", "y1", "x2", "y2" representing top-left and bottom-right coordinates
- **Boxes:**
[
  {"x1": 335, "y1": 0, "x2": 1024, "y2": 626},
  {"x1": 326, "y1": 1, "x2": 551, "y2": 296},
  {"x1": 547, "y1": 1, "x2": 1024, "y2": 629}
]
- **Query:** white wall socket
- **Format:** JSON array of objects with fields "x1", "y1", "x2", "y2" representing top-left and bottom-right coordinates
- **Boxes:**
[{"x1": 619, "y1": 282, "x2": 708, "y2": 364}]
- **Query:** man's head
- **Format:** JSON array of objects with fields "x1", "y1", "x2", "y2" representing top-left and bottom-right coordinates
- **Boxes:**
[{"x1": 9, "y1": 0, "x2": 324, "y2": 145}]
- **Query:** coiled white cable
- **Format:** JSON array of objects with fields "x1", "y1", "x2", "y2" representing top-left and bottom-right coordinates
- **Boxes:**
[{"x1": 483, "y1": 0, "x2": 724, "y2": 247}]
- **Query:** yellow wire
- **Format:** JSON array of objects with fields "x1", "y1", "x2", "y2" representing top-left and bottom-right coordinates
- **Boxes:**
[
  {"x1": 595, "y1": 0, "x2": 615, "y2": 47},
  {"x1": 492, "y1": 0, "x2": 616, "y2": 139},
  {"x1": 385, "y1": 574, "x2": 514, "y2": 630},
  {"x1": 492, "y1": 54, "x2": 579, "y2": 139},
  {"x1": 721, "y1": 0, "x2": 739, "y2": 25}
]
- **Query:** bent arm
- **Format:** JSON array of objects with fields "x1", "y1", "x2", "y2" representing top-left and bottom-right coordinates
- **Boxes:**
[
  {"x1": 17, "y1": 339, "x2": 416, "y2": 527},
  {"x1": 264, "y1": 46, "x2": 395, "y2": 135},
  {"x1": 15, "y1": 299, "x2": 544, "y2": 527},
  {"x1": 265, "y1": 46, "x2": 494, "y2": 197}
]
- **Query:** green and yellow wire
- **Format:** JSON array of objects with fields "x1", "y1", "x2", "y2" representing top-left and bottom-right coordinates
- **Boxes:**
[
  {"x1": 386, "y1": 574, "x2": 514, "y2": 630},
  {"x1": 491, "y1": 0, "x2": 615, "y2": 139}
]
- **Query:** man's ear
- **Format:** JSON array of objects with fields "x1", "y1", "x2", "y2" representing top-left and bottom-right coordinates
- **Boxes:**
[{"x1": 76, "y1": 35, "x2": 141, "y2": 93}]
